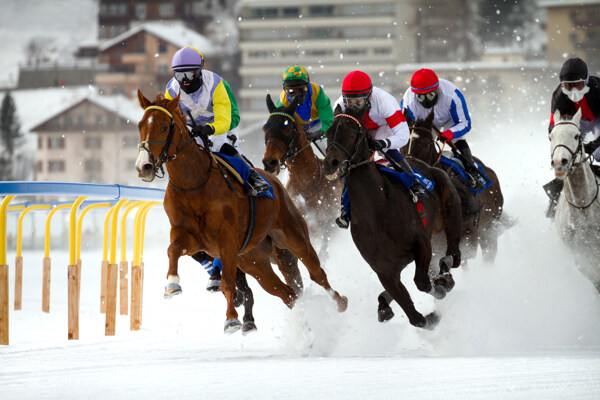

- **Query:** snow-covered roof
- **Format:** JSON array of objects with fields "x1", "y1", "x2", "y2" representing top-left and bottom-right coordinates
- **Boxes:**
[
  {"x1": 0, "y1": 86, "x2": 143, "y2": 133},
  {"x1": 395, "y1": 60, "x2": 558, "y2": 74},
  {"x1": 99, "y1": 21, "x2": 216, "y2": 55},
  {"x1": 537, "y1": 0, "x2": 600, "y2": 7}
]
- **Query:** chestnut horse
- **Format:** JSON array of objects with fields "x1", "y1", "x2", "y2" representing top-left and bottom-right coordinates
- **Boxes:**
[
  {"x1": 135, "y1": 90, "x2": 348, "y2": 333},
  {"x1": 262, "y1": 94, "x2": 342, "y2": 261},
  {"x1": 323, "y1": 105, "x2": 462, "y2": 329},
  {"x1": 403, "y1": 110, "x2": 504, "y2": 263}
]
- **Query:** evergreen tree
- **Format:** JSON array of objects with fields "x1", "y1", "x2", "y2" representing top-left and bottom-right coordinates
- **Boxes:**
[{"x1": 0, "y1": 91, "x2": 23, "y2": 180}]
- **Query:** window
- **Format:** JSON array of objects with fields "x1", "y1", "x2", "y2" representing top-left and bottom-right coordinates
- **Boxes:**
[
  {"x1": 282, "y1": 7, "x2": 299, "y2": 18},
  {"x1": 309, "y1": 28, "x2": 332, "y2": 39},
  {"x1": 309, "y1": 6, "x2": 334, "y2": 17},
  {"x1": 157, "y1": 42, "x2": 167, "y2": 54},
  {"x1": 253, "y1": 8, "x2": 278, "y2": 18},
  {"x1": 47, "y1": 160, "x2": 65, "y2": 172},
  {"x1": 84, "y1": 136, "x2": 102, "y2": 148},
  {"x1": 47, "y1": 137, "x2": 65, "y2": 149},
  {"x1": 157, "y1": 62, "x2": 169, "y2": 74},
  {"x1": 38, "y1": 137, "x2": 43, "y2": 149},
  {"x1": 135, "y1": 4, "x2": 146, "y2": 19},
  {"x1": 248, "y1": 29, "x2": 277, "y2": 40},
  {"x1": 374, "y1": 47, "x2": 392, "y2": 55},
  {"x1": 36, "y1": 161, "x2": 43, "y2": 173},
  {"x1": 84, "y1": 159, "x2": 103, "y2": 172},
  {"x1": 159, "y1": 3, "x2": 175, "y2": 17}
]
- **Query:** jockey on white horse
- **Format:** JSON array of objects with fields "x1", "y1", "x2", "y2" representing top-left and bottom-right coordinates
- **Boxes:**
[{"x1": 545, "y1": 58, "x2": 600, "y2": 218}]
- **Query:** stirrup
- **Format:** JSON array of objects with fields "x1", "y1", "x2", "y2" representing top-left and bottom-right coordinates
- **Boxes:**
[{"x1": 247, "y1": 173, "x2": 270, "y2": 197}]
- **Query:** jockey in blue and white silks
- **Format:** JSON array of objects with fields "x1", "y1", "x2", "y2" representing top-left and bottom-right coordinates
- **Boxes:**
[{"x1": 401, "y1": 68, "x2": 485, "y2": 189}]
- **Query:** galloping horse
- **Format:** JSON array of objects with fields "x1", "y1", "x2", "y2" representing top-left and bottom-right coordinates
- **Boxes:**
[
  {"x1": 323, "y1": 105, "x2": 462, "y2": 329},
  {"x1": 262, "y1": 94, "x2": 342, "y2": 260},
  {"x1": 135, "y1": 90, "x2": 348, "y2": 333},
  {"x1": 403, "y1": 110, "x2": 504, "y2": 262},
  {"x1": 549, "y1": 109, "x2": 600, "y2": 292}
]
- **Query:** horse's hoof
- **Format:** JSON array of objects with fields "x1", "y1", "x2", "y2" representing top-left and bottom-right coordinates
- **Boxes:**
[
  {"x1": 242, "y1": 321, "x2": 257, "y2": 335},
  {"x1": 439, "y1": 255, "x2": 454, "y2": 272},
  {"x1": 206, "y1": 279, "x2": 221, "y2": 292},
  {"x1": 234, "y1": 290, "x2": 245, "y2": 308},
  {"x1": 224, "y1": 318, "x2": 242, "y2": 334},
  {"x1": 434, "y1": 273, "x2": 455, "y2": 292},
  {"x1": 337, "y1": 295, "x2": 348, "y2": 312},
  {"x1": 164, "y1": 283, "x2": 182, "y2": 299},
  {"x1": 423, "y1": 312, "x2": 440, "y2": 330},
  {"x1": 428, "y1": 284, "x2": 446, "y2": 300},
  {"x1": 377, "y1": 305, "x2": 395, "y2": 322}
]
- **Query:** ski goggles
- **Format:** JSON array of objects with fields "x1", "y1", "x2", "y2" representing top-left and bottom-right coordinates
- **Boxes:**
[
  {"x1": 416, "y1": 91, "x2": 437, "y2": 103},
  {"x1": 174, "y1": 69, "x2": 201, "y2": 82},
  {"x1": 561, "y1": 80, "x2": 586, "y2": 91},
  {"x1": 285, "y1": 85, "x2": 308, "y2": 96}
]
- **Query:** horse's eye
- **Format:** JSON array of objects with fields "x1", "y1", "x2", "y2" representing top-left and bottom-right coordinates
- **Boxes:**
[
  {"x1": 161, "y1": 126, "x2": 168, "y2": 133},
  {"x1": 575, "y1": 134, "x2": 580, "y2": 141}
]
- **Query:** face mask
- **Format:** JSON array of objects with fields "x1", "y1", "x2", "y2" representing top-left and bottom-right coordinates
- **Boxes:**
[
  {"x1": 416, "y1": 90, "x2": 438, "y2": 109},
  {"x1": 561, "y1": 85, "x2": 589, "y2": 102}
]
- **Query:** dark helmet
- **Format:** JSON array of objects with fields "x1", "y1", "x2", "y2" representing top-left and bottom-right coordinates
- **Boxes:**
[
  {"x1": 342, "y1": 70, "x2": 372, "y2": 111},
  {"x1": 559, "y1": 58, "x2": 588, "y2": 82},
  {"x1": 171, "y1": 47, "x2": 205, "y2": 94}
]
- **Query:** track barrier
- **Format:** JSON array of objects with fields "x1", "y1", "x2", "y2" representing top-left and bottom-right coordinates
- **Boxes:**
[{"x1": 0, "y1": 182, "x2": 165, "y2": 345}]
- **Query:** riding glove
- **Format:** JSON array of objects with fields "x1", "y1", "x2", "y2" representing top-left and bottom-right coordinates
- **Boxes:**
[
  {"x1": 192, "y1": 124, "x2": 215, "y2": 138},
  {"x1": 367, "y1": 138, "x2": 388, "y2": 151},
  {"x1": 438, "y1": 130, "x2": 454, "y2": 143},
  {"x1": 306, "y1": 129, "x2": 325, "y2": 141}
]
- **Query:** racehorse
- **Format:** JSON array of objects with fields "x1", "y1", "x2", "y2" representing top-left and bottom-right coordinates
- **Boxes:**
[
  {"x1": 262, "y1": 94, "x2": 342, "y2": 261},
  {"x1": 135, "y1": 90, "x2": 348, "y2": 333},
  {"x1": 549, "y1": 109, "x2": 600, "y2": 292},
  {"x1": 403, "y1": 110, "x2": 504, "y2": 263},
  {"x1": 323, "y1": 105, "x2": 463, "y2": 329}
]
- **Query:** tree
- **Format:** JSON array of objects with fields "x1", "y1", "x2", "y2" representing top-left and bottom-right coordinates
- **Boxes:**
[{"x1": 0, "y1": 91, "x2": 23, "y2": 180}]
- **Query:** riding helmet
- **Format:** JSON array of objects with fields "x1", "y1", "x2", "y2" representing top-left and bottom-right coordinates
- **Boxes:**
[
  {"x1": 171, "y1": 47, "x2": 204, "y2": 94},
  {"x1": 560, "y1": 58, "x2": 588, "y2": 82},
  {"x1": 410, "y1": 69, "x2": 439, "y2": 93}
]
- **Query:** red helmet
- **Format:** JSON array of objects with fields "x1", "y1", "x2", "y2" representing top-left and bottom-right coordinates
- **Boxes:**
[
  {"x1": 411, "y1": 69, "x2": 439, "y2": 94},
  {"x1": 342, "y1": 70, "x2": 372, "y2": 99}
]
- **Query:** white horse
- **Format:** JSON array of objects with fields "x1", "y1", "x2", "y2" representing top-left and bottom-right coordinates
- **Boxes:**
[{"x1": 549, "y1": 108, "x2": 600, "y2": 293}]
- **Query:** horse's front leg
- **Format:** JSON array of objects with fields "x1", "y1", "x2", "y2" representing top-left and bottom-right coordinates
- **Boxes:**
[
  {"x1": 164, "y1": 228, "x2": 194, "y2": 298},
  {"x1": 220, "y1": 250, "x2": 242, "y2": 334}
]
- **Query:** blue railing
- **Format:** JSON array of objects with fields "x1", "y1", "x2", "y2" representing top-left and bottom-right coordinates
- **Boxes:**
[{"x1": 0, "y1": 181, "x2": 164, "y2": 200}]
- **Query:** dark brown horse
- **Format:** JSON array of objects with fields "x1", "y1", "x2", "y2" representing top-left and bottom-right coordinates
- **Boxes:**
[
  {"x1": 135, "y1": 90, "x2": 348, "y2": 333},
  {"x1": 262, "y1": 94, "x2": 342, "y2": 260},
  {"x1": 402, "y1": 110, "x2": 504, "y2": 262},
  {"x1": 323, "y1": 105, "x2": 462, "y2": 329}
]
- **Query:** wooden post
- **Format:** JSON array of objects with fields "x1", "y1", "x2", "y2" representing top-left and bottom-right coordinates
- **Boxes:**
[
  {"x1": 105, "y1": 262, "x2": 118, "y2": 336},
  {"x1": 130, "y1": 263, "x2": 141, "y2": 330},
  {"x1": 0, "y1": 265, "x2": 8, "y2": 345},
  {"x1": 68, "y1": 264, "x2": 80, "y2": 340},
  {"x1": 119, "y1": 260, "x2": 128, "y2": 315},
  {"x1": 42, "y1": 257, "x2": 51, "y2": 313},
  {"x1": 100, "y1": 259, "x2": 108, "y2": 313},
  {"x1": 14, "y1": 256, "x2": 22, "y2": 310}
]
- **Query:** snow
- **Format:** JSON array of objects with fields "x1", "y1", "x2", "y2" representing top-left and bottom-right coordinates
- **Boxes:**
[{"x1": 2, "y1": 115, "x2": 600, "y2": 398}]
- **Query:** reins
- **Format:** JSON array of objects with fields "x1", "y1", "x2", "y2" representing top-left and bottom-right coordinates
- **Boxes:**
[
  {"x1": 327, "y1": 113, "x2": 372, "y2": 177},
  {"x1": 407, "y1": 125, "x2": 442, "y2": 164},
  {"x1": 265, "y1": 111, "x2": 318, "y2": 165}
]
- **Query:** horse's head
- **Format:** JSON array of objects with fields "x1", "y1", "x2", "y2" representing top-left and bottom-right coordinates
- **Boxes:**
[
  {"x1": 136, "y1": 89, "x2": 191, "y2": 182},
  {"x1": 323, "y1": 104, "x2": 370, "y2": 180},
  {"x1": 403, "y1": 109, "x2": 438, "y2": 163},
  {"x1": 549, "y1": 108, "x2": 584, "y2": 180},
  {"x1": 262, "y1": 94, "x2": 302, "y2": 175}
]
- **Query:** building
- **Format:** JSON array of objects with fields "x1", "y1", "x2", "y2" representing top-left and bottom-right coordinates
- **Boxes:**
[
  {"x1": 538, "y1": 0, "x2": 600, "y2": 69},
  {"x1": 95, "y1": 21, "x2": 215, "y2": 99},
  {"x1": 28, "y1": 88, "x2": 145, "y2": 186},
  {"x1": 237, "y1": 0, "x2": 413, "y2": 123}
]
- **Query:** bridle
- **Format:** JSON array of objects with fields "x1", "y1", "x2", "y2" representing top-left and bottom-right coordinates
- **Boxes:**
[
  {"x1": 138, "y1": 105, "x2": 194, "y2": 180},
  {"x1": 264, "y1": 111, "x2": 314, "y2": 166},
  {"x1": 408, "y1": 125, "x2": 441, "y2": 164},
  {"x1": 326, "y1": 113, "x2": 372, "y2": 178},
  {"x1": 551, "y1": 121, "x2": 599, "y2": 209}
]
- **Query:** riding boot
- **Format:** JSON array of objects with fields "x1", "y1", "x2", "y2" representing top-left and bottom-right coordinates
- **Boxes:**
[
  {"x1": 455, "y1": 140, "x2": 485, "y2": 190},
  {"x1": 393, "y1": 157, "x2": 428, "y2": 201},
  {"x1": 221, "y1": 145, "x2": 270, "y2": 196},
  {"x1": 543, "y1": 178, "x2": 564, "y2": 219},
  {"x1": 206, "y1": 264, "x2": 222, "y2": 292},
  {"x1": 335, "y1": 207, "x2": 350, "y2": 229}
]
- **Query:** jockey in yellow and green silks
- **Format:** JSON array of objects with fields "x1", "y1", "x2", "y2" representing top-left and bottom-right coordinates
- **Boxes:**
[{"x1": 276, "y1": 65, "x2": 333, "y2": 146}]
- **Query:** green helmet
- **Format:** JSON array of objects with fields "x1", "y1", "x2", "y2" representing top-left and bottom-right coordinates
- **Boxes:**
[{"x1": 282, "y1": 65, "x2": 309, "y2": 87}]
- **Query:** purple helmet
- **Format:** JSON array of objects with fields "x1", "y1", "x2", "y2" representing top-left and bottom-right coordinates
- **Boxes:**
[{"x1": 171, "y1": 47, "x2": 204, "y2": 71}]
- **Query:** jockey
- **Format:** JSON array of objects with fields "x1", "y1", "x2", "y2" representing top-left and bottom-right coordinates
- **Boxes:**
[
  {"x1": 402, "y1": 68, "x2": 485, "y2": 189},
  {"x1": 333, "y1": 70, "x2": 427, "y2": 229},
  {"x1": 544, "y1": 57, "x2": 600, "y2": 218},
  {"x1": 165, "y1": 46, "x2": 270, "y2": 197},
  {"x1": 276, "y1": 65, "x2": 334, "y2": 154},
  {"x1": 166, "y1": 46, "x2": 269, "y2": 290}
]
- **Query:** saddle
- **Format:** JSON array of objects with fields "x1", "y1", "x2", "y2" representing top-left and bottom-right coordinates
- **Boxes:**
[
  {"x1": 212, "y1": 153, "x2": 275, "y2": 199},
  {"x1": 438, "y1": 151, "x2": 492, "y2": 195}
]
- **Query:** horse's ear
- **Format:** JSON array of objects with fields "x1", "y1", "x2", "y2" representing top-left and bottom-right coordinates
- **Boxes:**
[
  {"x1": 553, "y1": 110, "x2": 561, "y2": 125},
  {"x1": 266, "y1": 94, "x2": 276, "y2": 113},
  {"x1": 572, "y1": 108, "x2": 582, "y2": 127},
  {"x1": 137, "y1": 89, "x2": 151, "y2": 109},
  {"x1": 287, "y1": 95, "x2": 300, "y2": 114},
  {"x1": 425, "y1": 109, "x2": 435, "y2": 125},
  {"x1": 403, "y1": 109, "x2": 412, "y2": 124},
  {"x1": 334, "y1": 104, "x2": 343, "y2": 116},
  {"x1": 167, "y1": 91, "x2": 181, "y2": 112}
]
